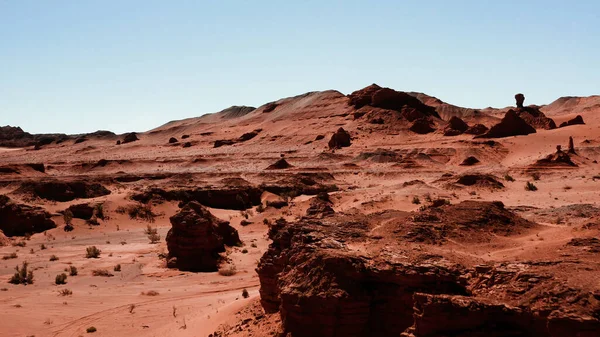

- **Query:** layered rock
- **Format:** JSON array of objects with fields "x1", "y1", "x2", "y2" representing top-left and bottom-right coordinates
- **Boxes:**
[
  {"x1": 17, "y1": 181, "x2": 111, "y2": 202},
  {"x1": 517, "y1": 107, "x2": 557, "y2": 130},
  {"x1": 0, "y1": 195, "x2": 56, "y2": 236},
  {"x1": 464, "y1": 123, "x2": 489, "y2": 135},
  {"x1": 476, "y1": 110, "x2": 536, "y2": 138},
  {"x1": 166, "y1": 201, "x2": 241, "y2": 271},
  {"x1": 348, "y1": 85, "x2": 439, "y2": 120},
  {"x1": 305, "y1": 192, "x2": 334, "y2": 217}
]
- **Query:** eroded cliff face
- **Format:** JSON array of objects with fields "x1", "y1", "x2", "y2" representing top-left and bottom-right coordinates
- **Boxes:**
[{"x1": 256, "y1": 201, "x2": 600, "y2": 337}]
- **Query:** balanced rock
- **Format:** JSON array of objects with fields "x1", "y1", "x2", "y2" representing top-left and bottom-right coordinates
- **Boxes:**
[
  {"x1": 166, "y1": 201, "x2": 241, "y2": 272},
  {"x1": 515, "y1": 93, "x2": 525, "y2": 108}
]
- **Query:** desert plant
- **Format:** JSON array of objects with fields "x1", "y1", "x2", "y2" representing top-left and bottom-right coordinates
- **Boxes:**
[
  {"x1": 86, "y1": 217, "x2": 100, "y2": 226},
  {"x1": 256, "y1": 204, "x2": 265, "y2": 213},
  {"x1": 504, "y1": 174, "x2": 515, "y2": 182},
  {"x1": 85, "y1": 246, "x2": 101, "y2": 258},
  {"x1": 531, "y1": 172, "x2": 541, "y2": 181},
  {"x1": 86, "y1": 326, "x2": 97, "y2": 333},
  {"x1": 263, "y1": 218, "x2": 271, "y2": 225},
  {"x1": 115, "y1": 206, "x2": 127, "y2": 214},
  {"x1": 525, "y1": 182, "x2": 538, "y2": 191},
  {"x1": 58, "y1": 288, "x2": 73, "y2": 296},
  {"x1": 64, "y1": 224, "x2": 74, "y2": 232},
  {"x1": 141, "y1": 290, "x2": 159, "y2": 296},
  {"x1": 63, "y1": 209, "x2": 73, "y2": 227},
  {"x1": 242, "y1": 288, "x2": 249, "y2": 298},
  {"x1": 412, "y1": 196, "x2": 421, "y2": 204},
  {"x1": 128, "y1": 203, "x2": 156, "y2": 223},
  {"x1": 9, "y1": 262, "x2": 33, "y2": 285},
  {"x1": 69, "y1": 266, "x2": 78, "y2": 276},
  {"x1": 92, "y1": 269, "x2": 113, "y2": 277},
  {"x1": 49, "y1": 255, "x2": 59, "y2": 261},
  {"x1": 13, "y1": 241, "x2": 26, "y2": 247},
  {"x1": 218, "y1": 264, "x2": 237, "y2": 276},
  {"x1": 40, "y1": 244, "x2": 46, "y2": 250},
  {"x1": 94, "y1": 203, "x2": 105, "y2": 220},
  {"x1": 3, "y1": 252, "x2": 17, "y2": 260},
  {"x1": 144, "y1": 225, "x2": 160, "y2": 243},
  {"x1": 251, "y1": 242, "x2": 257, "y2": 248},
  {"x1": 55, "y1": 273, "x2": 67, "y2": 285},
  {"x1": 241, "y1": 248, "x2": 248, "y2": 254},
  {"x1": 113, "y1": 264, "x2": 121, "y2": 272}
]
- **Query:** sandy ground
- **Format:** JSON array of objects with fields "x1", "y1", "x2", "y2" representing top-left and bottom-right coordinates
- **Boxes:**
[{"x1": 1, "y1": 90, "x2": 599, "y2": 336}]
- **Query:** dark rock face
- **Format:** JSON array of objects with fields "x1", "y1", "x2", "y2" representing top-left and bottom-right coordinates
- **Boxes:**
[
  {"x1": 122, "y1": 132, "x2": 139, "y2": 144},
  {"x1": 166, "y1": 201, "x2": 241, "y2": 271},
  {"x1": 214, "y1": 139, "x2": 235, "y2": 148},
  {"x1": 447, "y1": 116, "x2": 469, "y2": 132},
  {"x1": 356, "y1": 149, "x2": 401, "y2": 163},
  {"x1": 168, "y1": 137, "x2": 178, "y2": 144},
  {"x1": 464, "y1": 124, "x2": 489, "y2": 135},
  {"x1": 182, "y1": 142, "x2": 192, "y2": 148},
  {"x1": 263, "y1": 103, "x2": 278, "y2": 113},
  {"x1": 0, "y1": 195, "x2": 56, "y2": 236},
  {"x1": 409, "y1": 118, "x2": 435, "y2": 134},
  {"x1": 476, "y1": 110, "x2": 536, "y2": 139},
  {"x1": 460, "y1": 156, "x2": 480, "y2": 166},
  {"x1": 456, "y1": 174, "x2": 505, "y2": 189},
  {"x1": 67, "y1": 203, "x2": 95, "y2": 220},
  {"x1": 305, "y1": 192, "x2": 334, "y2": 217},
  {"x1": 74, "y1": 137, "x2": 88, "y2": 144},
  {"x1": 568, "y1": 136, "x2": 576, "y2": 154},
  {"x1": 328, "y1": 128, "x2": 351, "y2": 149},
  {"x1": 213, "y1": 130, "x2": 262, "y2": 148},
  {"x1": 515, "y1": 93, "x2": 525, "y2": 108},
  {"x1": 259, "y1": 173, "x2": 339, "y2": 198},
  {"x1": 559, "y1": 115, "x2": 585, "y2": 128},
  {"x1": 26, "y1": 163, "x2": 45, "y2": 173},
  {"x1": 18, "y1": 181, "x2": 111, "y2": 202},
  {"x1": 535, "y1": 149, "x2": 577, "y2": 167},
  {"x1": 266, "y1": 158, "x2": 293, "y2": 170},
  {"x1": 517, "y1": 107, "x2": 556, "y2": 130},
  {"x1": 132, "y1": 183, "x2": 263, "y2": 211},
  {"x1": 348, "y1": 85, "x2": 439, "y2": 119}
]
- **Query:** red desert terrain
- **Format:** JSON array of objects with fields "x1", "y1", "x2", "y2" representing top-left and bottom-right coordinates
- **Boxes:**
[{"x1": 1, "y1": 85, "x2": 600, "y2": 337}]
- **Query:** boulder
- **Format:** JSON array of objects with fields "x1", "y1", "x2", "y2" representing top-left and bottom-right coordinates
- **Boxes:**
[
  {"x1": 67, "y1": 203, "x2": 95, "y2": 220},
  {"x1": 328, "y1": 128, "x2": 351, "y2": 149},
  {"x1": 266, "y1": 158, "x2": 293, "y2": 170},
  {"x1": 559, "y1": 115, "x2": 585, "y2": 128},
  {"x1": 476, "y1": 110, "x2": 536, "y2": 139},
  {"x1": 168, "y1": 137, "x2": 178, "y2": 144},
  {"x1": 166, "y1": 201, "x2": 241, "y2": 271},
  {"x1": 0, "y1": 195, "x2": 56, "y2": 236},
  {"x1": 460, "y1": 156, "x2": 480, "y2": 166},
  {"x1": 409, "y1": 118, "x2": 436, "y2": 134},
  {"x1": 122, "y1": 132, "x2": 139, "y2": 144},
  {"x1": 447, "y1": 116, "x2": 469, "y2": 132}
]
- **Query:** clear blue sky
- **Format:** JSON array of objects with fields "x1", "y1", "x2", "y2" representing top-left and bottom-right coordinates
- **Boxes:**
[{"x1": 1, "y1": 1, "x2": 598, "y2": 134}]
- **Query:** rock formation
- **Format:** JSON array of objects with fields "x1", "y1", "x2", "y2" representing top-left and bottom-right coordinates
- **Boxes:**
[
  {"x1": 568, "y1": 136, "x2": 576, "y2": 154},
  {"x1": 266, "y1": 158, "x2": 293, "y2": 170},
  {"x1": 459, "y1": 156, "x2": 480, "y2": 166},
  {"x1": 168, "y1": 137, "x2": 178, "y2": 144},
  {"x1": 166, "y1": 201, "x2": 241, "y2": 272},
  {"x1": 559, "y1": 115, "x2": 585, "y2": 127},
  {"x1": 305, "y1": 192, "x2": 334, "y2": 217},
  {"x1": 535, "y1": 147, "x2": 577, "y2": 167},
  {"x1": 17, "y1": 181, "x2": 111, "y2": 202},
  {"x1": 0, "y1": 195, "x2": 56, "y2": 236},
  {"x1": 517, "y1": 107, "x2": 557, "y2": 130},
  {"x1": 409, "y1": 118, "x2": 436, "y2": 134},
  {"x1": 122, "y1": 132, "x2": 139, "y2": 144},
  {"x1": 328, "y1": 128, "x2": 351, "y2": 149},
  {"x1": 515, "y1": 93, "x2": 525, "y2": 108},
  {"x1": 476, "y1": 110, "x2": 536, "y2": 138},
  {"x1": 66, "y1": 203, "x2": 95, "y2": 220},
  {"x1": 464, "y1": 124, "x2": 489, "y2": 135}
]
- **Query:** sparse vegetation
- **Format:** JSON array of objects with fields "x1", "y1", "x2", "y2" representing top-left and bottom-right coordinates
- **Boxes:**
[
  {"x1": 69, "y1": 266, "x2": 78, "y2": 276},
  {"x1": 256, "y1": 204, "x2": 265, "y2": 213},
  {"x1": 49, "y1": 255, "x2": 59, "y2": 261},
  {"x1": 86, "y1": 246, "x2": 101, "y2": 258},
  {"x1": 412, "y1": 196, "x2": 421, "y2": 204},
  {"x1": 263, "y1": 218, "x2": 271, "y2": 225},
  {"x1": 9, "y1": 262, "x2": 34, "y2": 285},
  {"x1": 40, "y1": 244, "x2": 46, "y2": 250},
  {"x1": 251, "y1": 242, "x2": 257, "y2": 248},
  {"x1": 141, "y1": 290, "x2": 159, "y2": 296},
  {"x1": 128, "y1": 304, "x2": 136, "y2": 313},
  {"x1": 242, "y1": 288, "x2": 249, "y2": 298},
  {"x1": 531, "y1": 172, "x2": 541, "y2": 181},
  {"x1": 3, "y1": 252, "x2": 17, "y2": 260},
  {"x1": 58, "y1": 288, "x2": 73, "y2": 296},
  {"x1": 115, "y1": 206, "x2": 127, "y2": 214},
  {"x1": 63, "y1": 209, "x2": 73, "y2": 227},
  {"x1": 127, "y1": 203, "x2": 156, "y2": 223},
  {"x1": 144, "y1": 225, "x2": 160, "y2": 243},
  {"x1": 113, "y1": 264, "x2": 121, "y2": 272},
  {"x1": 242, "y1": 248, "x2": 248, "y2": 254},
  {"x1": 13, "y1": 241, "x2": 26, "y2": 247},
  {"x1": 86, "y1": 326, "x2": 97, "y2": 333},
  {"x1": 218, "y1": 264, "x2": 237, "y2": 276},
  {"x1": 525, "y1": 182, "x2": 538, "y2": 191},
  {"x1": 94, "y1": 203, "x2": 105, "y2": 220},
  {"x1": 563, "y1": 185, "x2": 572, "y2": 190},
  {"x1": 504, "y1": 174, "x2": 515, "y2": 182},
  {"x1": 86, "y1": 217, "x2": 100, "y2": 226},
  {"x1": 55, "y1": 273, "x2": 67, "y2": 285},
  {"x1": 92, "y1": 269, "x2": 113, "y2": 277}
]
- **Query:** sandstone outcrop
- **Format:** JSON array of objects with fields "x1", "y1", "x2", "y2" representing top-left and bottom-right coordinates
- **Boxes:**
[
  {"x1": 17, "y1": 181, "x2": 111, "y2": 202},
  {"x1": 167, "y1": 201, "x2": 241, "y2": 271},
  {"x1": 0, "y1": 195, "x2": 56, "y2": 236},
  {"x1": 476, "y1": 110, "x2": 536, "y2": 138},
  {"x1": 559, "y1": 115, "x2": 585, "y2": 127}
]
